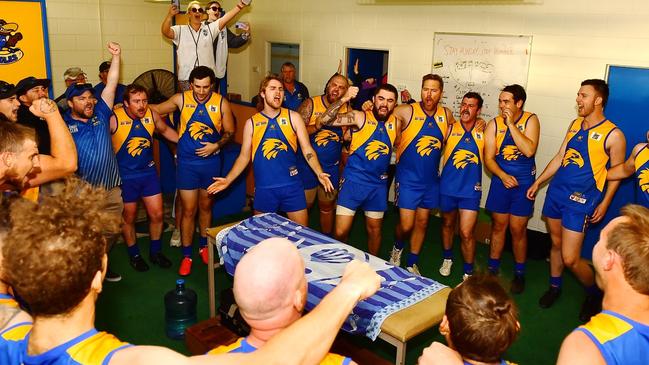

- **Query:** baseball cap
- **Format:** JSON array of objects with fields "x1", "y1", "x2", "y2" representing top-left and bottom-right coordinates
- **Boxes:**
[
  {"x1": 65, "y1": 83, "x2": 95, "y2": 100},
  {"x1": 99, "y1": 61, "x2": 111, "y2": 73},
  {"x1": 15, "y1": 77, "x2": 51, "y2": 96},
  {"x1": 63, "y1": 67, "x2": 87, "y2": 81},
  {"x1": 0, "y1": 81, "x2": 18, "y2": 99}
]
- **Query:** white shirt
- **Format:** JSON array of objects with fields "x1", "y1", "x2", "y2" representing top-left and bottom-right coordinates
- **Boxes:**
[{"x1": 171, "y1": 20, "x2": 221, "y2": 81}]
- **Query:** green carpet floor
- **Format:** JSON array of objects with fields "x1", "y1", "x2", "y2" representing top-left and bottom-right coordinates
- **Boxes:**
[{"x1": 96, "y1": 206, "x2": 583, "y2": 365}]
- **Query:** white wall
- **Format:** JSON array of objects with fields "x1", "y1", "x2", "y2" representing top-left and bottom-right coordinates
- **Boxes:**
[
  {"x1": 236, "y1": 0, "x2": 649, "y2": 231},
  {"x1": 42, "y1": 0, "x2": 649, "y2": 231},
  {"x1": 45, "y1": 0, "x2": 173, "y2": 96}
]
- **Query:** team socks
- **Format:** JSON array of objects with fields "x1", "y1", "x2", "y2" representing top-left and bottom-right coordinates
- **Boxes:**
[
  {"x1": 127, "y1": 244, "x2": 140, "y2": 258},
  {"x1": 182, "y1": 245, "x2": 192, "y2": 257},
  {"x1": 150, "y1": 239, "x2": 161, "y2": 255},
  {"x1": 488, "y1": 258, "x2": 501, "y2": 274},
  {"x1": 199, "y1": 236, "x2": 208, "y2": 249},
  {"x1": 406, "y1": 252, "x2": 419, "y2": 267},
  {"x1": 443, "y1": 249, "x2": 453, "y2": 260},
  {"x1": 550, "y1": 276, "x2": 562, "y2": 288},
  {"x1": 463, "y1": 262, "x2": 474, "y2": 275},
  {"x1": 514, "y1": 262, "x2": 526, "y2": 276}
]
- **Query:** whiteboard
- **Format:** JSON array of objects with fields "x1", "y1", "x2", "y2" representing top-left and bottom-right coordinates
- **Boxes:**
[{"x1": 432, "y1": 33, "x2": 532, "y2": 121}]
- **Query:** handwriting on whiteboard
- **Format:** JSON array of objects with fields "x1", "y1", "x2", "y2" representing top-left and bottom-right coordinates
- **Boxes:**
[{"x1": 433, "y1": 33, "x2": 532, "y2": 121}]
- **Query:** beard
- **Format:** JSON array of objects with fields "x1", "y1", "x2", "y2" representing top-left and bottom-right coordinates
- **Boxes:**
[
  {"x1": 73, "y1": 103, "x2": 94, "y2": 119},
  {"x1": 264, "y1": 94, "x2": 282, "y2": 109},
  {"x1": 3, "y1": 168, "x2": 27, "y2": 191},
  {"x1": 372, "y1": 105, "x2": 391, "y2": 121}
]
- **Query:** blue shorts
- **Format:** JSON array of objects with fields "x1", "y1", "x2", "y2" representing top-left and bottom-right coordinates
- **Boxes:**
[
  {"x1": 121, "y1": 172, "x2": 161, "y2": 203},
  {"x1": 395, "y1": 182, "x2": 440, "y2": 210},
  {"x1": 485, "y1": 177, "x2": 534, "y2": 217},
  {"x1": 176, "y1": 160, "x2": 221, "y2": 190},
  {"x1": 542, "y1": 193, "x2": 589, "y2": 233},
  {"x1": 337, "y1": 179, "x2": 387, "y2": 212},
  {"x1": 254, "y1": 183, "x2": 307, "y2": 213},
  {"x1": 440, "y1": 194, "x2": 480, "y2": 213},
  {"x1": 302, "y1": 164, "x2": 340, "y2": 191}
]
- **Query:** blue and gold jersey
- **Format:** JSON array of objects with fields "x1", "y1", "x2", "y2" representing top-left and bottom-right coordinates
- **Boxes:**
[
  {"x1": 178, "y1": 90, "x2": 224, "y2": 165},
  {"x1": 0, "y1": 321, "x2": 31, "y2": 365},
  {"x1": 251, "y1": 108, "x2": 301, "y2": 189},
  {"x1": 440, "y1": 122, "x2": 485, "y2": 198},
  {"x1": 342, "y1": 111, "x2": 397, "y2": 186},
  {"x1": 18, "y1": 329, "x2": 130, "y2": 365},
  {"x1": 208, "y1": 337, "x2": 352, "y2": 365},
  {"x1": 634, "y1": 144, "x2": 649, "y2": 208},
  {"x1": 494, "y1": 111, "x2": 536, "y2": 184},
  {"x1": 295, "y1": 96, "x2": 348, "y2": 186},
  {"x1": 111, "y1": 107, "x2": 156, "y2": 179},
  {"x1": 396, "y1": 103, "x2": 449, "y2": 187},
  {"x1": 20, "y1": 187, "x2": 39, "y2": 203},
  {"x1": 307, "y1": 96, "x2": 348, "y2": 168},
  {"x1": 576, "y1": 310, "x2": 649, "y2": 365},
  {"x1": 0, "y1": 293, "x2": 19, "y2": 309},
  {"x1": 464, "y1": 361, "x2": 514, "y2": 365},
  {"x1": 548, "y1": 118, "x2": 617, "y2": 213}
]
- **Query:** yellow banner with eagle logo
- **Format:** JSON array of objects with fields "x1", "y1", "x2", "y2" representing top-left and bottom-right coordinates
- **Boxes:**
[{"x1": 0, "y1": 0, "x2": 51, "y2": 85}]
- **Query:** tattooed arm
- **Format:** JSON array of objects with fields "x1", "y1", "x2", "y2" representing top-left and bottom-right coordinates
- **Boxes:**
[
  {"x1": 297, "y1": 99, "x2": 317, "y2": 135},
  {"x1": 291, "y1": 111, "x2": 334, "y2": 193},
  {"x1": 315, "y1": 87, "x2": 359, "y2": 131},
  {"x1": 318, "y1": 110, "x2": 362, "y2": 130},
  {"x1": 24, "y1": 98, "x2": 77, "y2": 188}
]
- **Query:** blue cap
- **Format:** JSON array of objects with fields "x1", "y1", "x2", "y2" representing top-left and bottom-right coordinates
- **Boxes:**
[{"x1": 64, "y1": 83, "x2": 94, "y2": 100}]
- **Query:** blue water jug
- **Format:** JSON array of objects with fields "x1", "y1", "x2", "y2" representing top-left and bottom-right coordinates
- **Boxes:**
[{"x1": 164, "y1": 279, "x2": 197, "y2": 339}]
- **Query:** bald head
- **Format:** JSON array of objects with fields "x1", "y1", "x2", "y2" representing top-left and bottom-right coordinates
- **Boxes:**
[
  {"x1": 233, "y1": 238, "x2": 306, "y2": 324},
  {"x1": 325, "y1": 74, "x2": 350, "y2": 104}
]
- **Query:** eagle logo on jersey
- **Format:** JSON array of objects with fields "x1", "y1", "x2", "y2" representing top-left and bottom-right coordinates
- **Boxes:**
[
  {"x1": 502, "y1": 145, "x2": 522, "y2": 161},
  {"x1": 416, "y1": 136, "x2": 442, "y2": 156},
  {"x1": 562, "y1": 148, "x2": 584, "y2": 168},
  {"x1": 127, "y1": 137, "x2": 150, "y2": 157},
  {"x1": 189, "y1": 122, "x2": 213, "y2": 140},
  {"x1": 365, "y1": 140, "x2": 390, "y2": 161},
  {"x1": 262, "y1": 138, "x2": 287, "y2": 159},
  {"x1": 639, "y1": 168, "x2": 649, "y2": 193},
  {"x1": 452, "y1": 149, "x2": 478, "y2": 169},
  {"x1": 315, "y1": 130, "x2": 340, "y2": 147}
]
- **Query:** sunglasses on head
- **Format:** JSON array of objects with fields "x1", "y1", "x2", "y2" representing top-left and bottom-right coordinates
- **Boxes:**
[{"x1": 190, "y1": 7, "x2": 204, "y2": 13}]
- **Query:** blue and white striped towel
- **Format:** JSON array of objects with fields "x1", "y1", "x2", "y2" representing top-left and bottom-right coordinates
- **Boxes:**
[{"x1": 215, "y1": 213, "x2": 447, "y2": 340}]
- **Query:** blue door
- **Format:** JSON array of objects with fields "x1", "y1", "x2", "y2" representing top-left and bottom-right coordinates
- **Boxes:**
[{"x1": 582, "y1": 66, "x2": 649, "y2": 258}]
